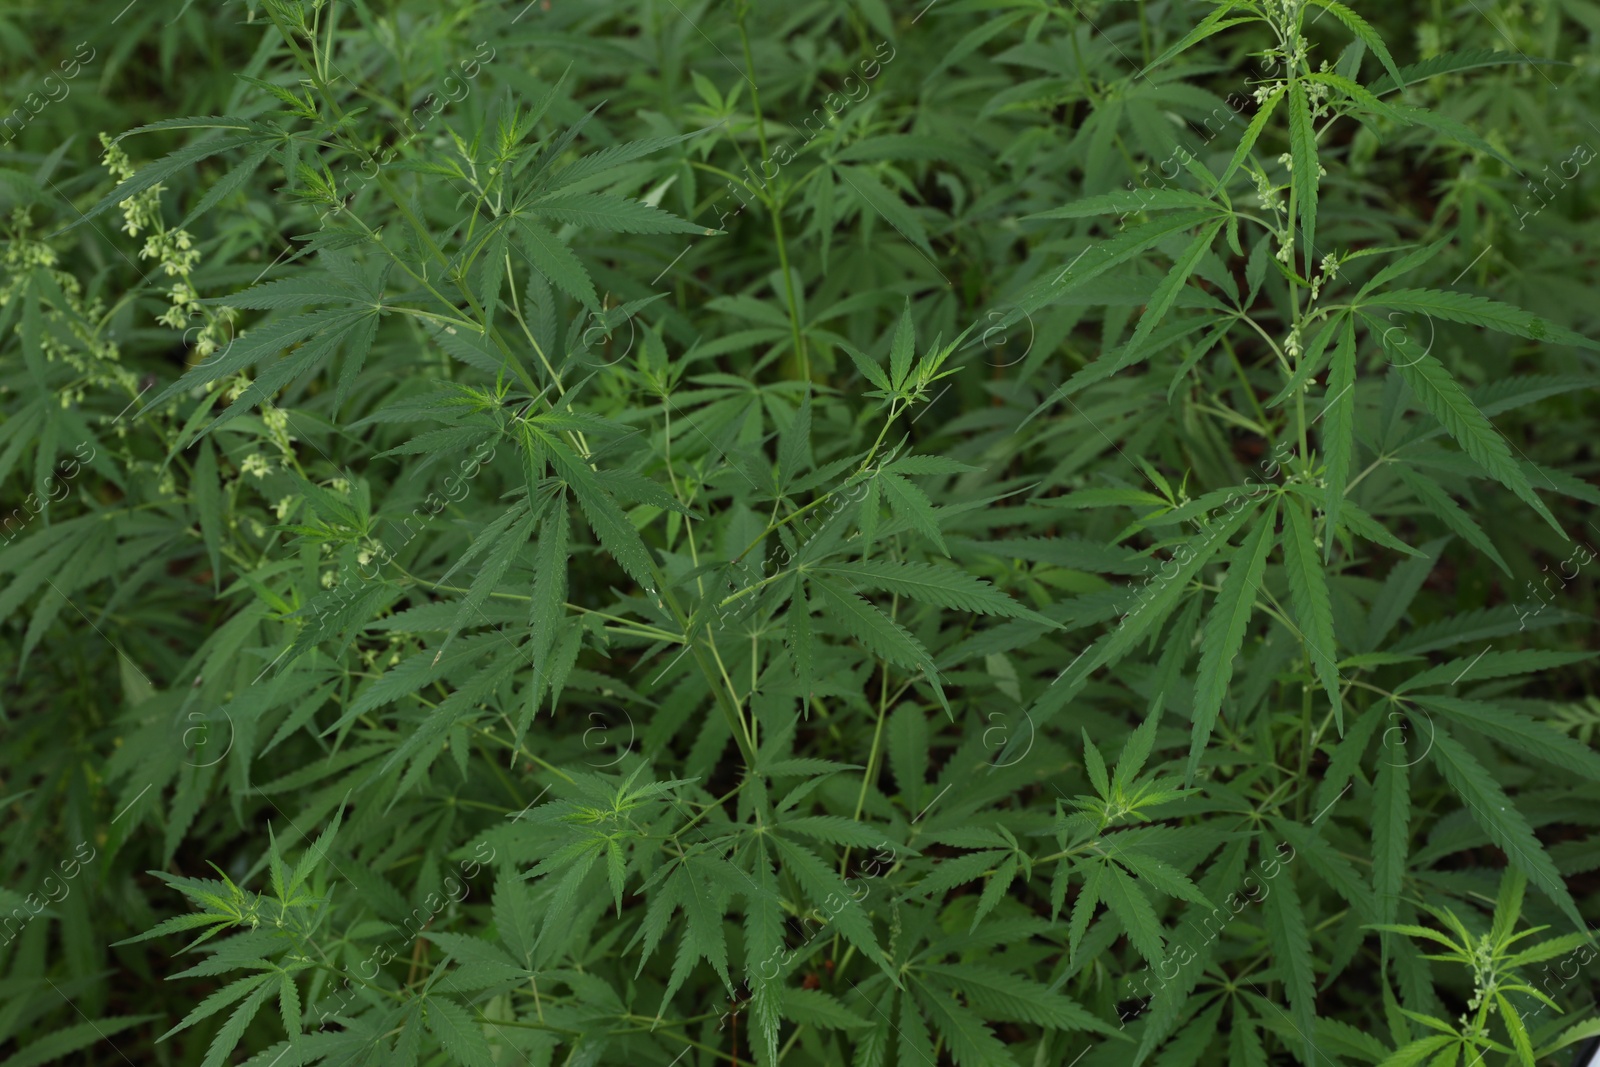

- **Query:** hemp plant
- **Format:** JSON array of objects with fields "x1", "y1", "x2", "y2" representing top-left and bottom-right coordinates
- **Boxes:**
[{"x1": 2, "y1": 1, "x2": 1599, "y2": 1066}]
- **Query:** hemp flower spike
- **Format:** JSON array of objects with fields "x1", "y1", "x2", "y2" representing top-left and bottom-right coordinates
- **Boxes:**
[{"x1": 240, "y1": 454, "x2": 273, "y2": 480}]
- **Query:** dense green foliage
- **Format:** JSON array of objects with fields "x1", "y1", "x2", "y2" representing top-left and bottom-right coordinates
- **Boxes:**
[{"x1": 3, "y1": 0, "x2": 1600, "y2": 1064}]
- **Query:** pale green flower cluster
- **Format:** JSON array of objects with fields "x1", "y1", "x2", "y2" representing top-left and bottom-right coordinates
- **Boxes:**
[
  {"x1": 1309, "y1": 252, "x2": 1340, "y2": 302},
  {"x1": 257, "y1": 404, "x2": 298, "y2": 468},
  {"x1": 0, "y1": 206, "x2": 133, "y2": 407},
  {"x1": 99, "y1": 133, "x2": 236, "y2": 361},
  {"x1": 239, "y1": 453, "x2": 273, "y2": 480}
]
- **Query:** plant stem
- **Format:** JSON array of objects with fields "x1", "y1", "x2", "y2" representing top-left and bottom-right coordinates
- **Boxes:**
[{"x1": 736, "y1": 4, "x2": 808, "y2": 381}]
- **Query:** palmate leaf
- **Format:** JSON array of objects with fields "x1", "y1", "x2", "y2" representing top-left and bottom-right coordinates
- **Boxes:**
[
  {"x1": 522, "y1": 501, "x2": 569, "y2": 732},
  {"x1": 879, "y1": 471, "x2": 949, "y2": 555},
  {"x1": 206, "y1": 270, "x2": 363, "y2": 310},
  {"x1": 769, "y1": 835, "x2": 896, "y2": 984},
  {"x1": 970, "y1": 855, "x2": 1019, "y2": 931},
  {"x1": 842, "y1": 339, "x2": 893, "y2": 394},
  {"x1": 1100, "y1": 862, "x2": 1164, "y2": 969},
  {"x1": 0, "y1": 1015, "x2": 159, "y2": 1067},
  {"x1": 143, "y1": 308, "x2": 353, "y2": 413},
  {"x1": 1395, "y1": 650, "x2": 1594, "y2": 694},
  {"x1": 437, "y1": 502, "x2": 539, "y2": 656},
  {"x1": 23, "y1": 7, "x2": 1600, "y2": 1063},
  {"x1": 1303, "y1": 0, "x2": 1405, "y2": 88},
  {"x1": 1362, "y1": 538, "x2": 1449, "y2": 653},
  {"x1": 837, "y1": 165, "x2": 937, "y2": 261},
  {"x1": 65, "y1": 123, "x2": 274, "y2": 229},
  {"x1": 745, "y1": 840, "x2": 785, "y2": 1066},
  {"x1": 1355, "y1": 236, "x2": 1452, "y2": 300},
  {"x1": 526, "y1": 193, "x2": 710, "y2": 235},
  {"x1": 159, "y1": 973, "x2": 272, "y2": 1041},
  {"x1": 1388, "y1": 102, "x2": 1516, "y2": 167},
  {"x1": 1375, "y1": 1035, "x2": 1456, "y2": 1066},
  {"x1": 913, "y1": 979, "x2": 1019, "y2": 1067},
  {"x1": 1008, "y1": 210, "x2": 1217, "y2": 326},
  {"x1": 1217, "y1": 84, "x2": 1285, "y2": 189},
  {"x1": 1322, "y1": 317, "x2": 1357, "y2": 551},
  {"x1": 535, "y1": 431, "x2": 657, "y2": 594},
  {"x1": 422, "y1": 997, "x2": 496, "y2": 1067},
  {"x1": 820, "y1": 560, "x2": 1054, "y2": 623},
  {"x1": 378, "y1": 654, "x2": 521, "y2": 780},
  {"x1": 785, "y1": 572, "x2": 815, "y2": 696},
  {"x1": 1005, "y1": 497, "x2": 1260, "y2": 763},
  {"x1": 1288, "y1": 80, "x2": 1319, "y2": 261},
  {"x1": 1379, "y1": 336, "x2": 1564, "y2": 535},
  {"x1": 809, "y1": 574, "x2": 947, "y2": 712},
  {"x1": 1373, "y1": 752, "x2": 1410, "y2": 927},
  {"x1": 888, "y1": 702, "x2": 929, "y2": 810},
  {"x1": 1411, "y1": 694, "x2": 1600, "y2": 779},
  {"x1": 899, "y1": 988, "x2": 941, "y2": 1067},
  {"x1": 1281, "y1": 503, "x2": 1343, "y2": 728},
  {"x1": 1190, "y1": 501, "x2": 1276, "y2": 779},
  {"x1": 674, "y1": 863, "x2": 732, "y2": 1002},
  {"x1": 1135, "y1": 2, "x2": 1252, "y2": 75},
  {"x1": 513, "y1": 217, "x2": 600, "y2": 314},
  {"x1": 1368, "y1": 48, "x2": 1551, "y2": 96},
  {"x1": 1368, "y1": 288, "x2": 1600, "y2": 351},
  {"x1": 1039, "y1": 218, "x2": 1225, "y2": 404},
  {"x1": 201, "y1": 980, "x2": 276, "y2": 1067},
  {"x1": 920, "y1": 964, "x2": 1114, "y2": 1035},
  {"x1": 780, "y1": 988, "x2": 872, "y2": 1030},
  {"x1": 540, "y1": 126, "x2": 712, "y2": 195},
  {"x1": 1274, "y1": 821, "x2": 1377, "y2": 923},
  {"x1": 1390, "y1": 464, "x2": 1511, "y2": 576},
  {"x1": 902, "y1": 836, "x2": 996, "y2": 877},
  {"x1": 889, "y1": 299, "x2": 916, "y2": 390},
  {"x1": 1262, "y1": 863, "x2": 1317, "y2": 1066},
  {"x1": 1428, "y1": 725, "x2": 1582, "y2": 928},
  {"x1": 181, "y1": 141, "x2": 276, "y2": 230},
  {"x1": 1025, "y1": 187, "x2": 1222, "y2": 220}
]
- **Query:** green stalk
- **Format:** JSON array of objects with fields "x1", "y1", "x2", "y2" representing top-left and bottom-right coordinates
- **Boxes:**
[{"x1": 736, "y1": 3, "x2": 809, "y2": 381}]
